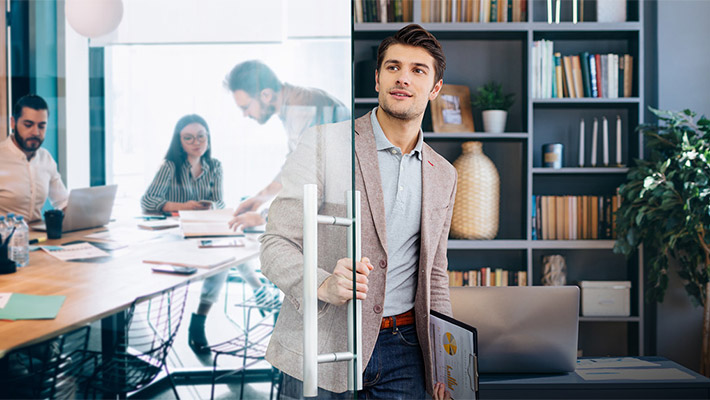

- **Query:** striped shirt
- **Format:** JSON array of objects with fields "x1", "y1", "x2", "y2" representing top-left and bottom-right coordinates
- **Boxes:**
[{"x1": 141, "y1": 158, "x2": 225, "y2": 213}]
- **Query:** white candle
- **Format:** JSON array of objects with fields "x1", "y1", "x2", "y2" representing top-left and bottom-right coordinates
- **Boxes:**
[
  {"x1": 603, "y1": 116, "x2": 609, "y2": 166},
  {"x1": 616, "y1": 115, "x2": 622, "y2": 166},
  {"x1": 579, "y1": 118, "x2": 585, "y2": 167},
  {"x1": 591, "y1": 118, "x2": 598, "y2": 167},
  {"x1": 555, "y1": 0, "x2": 561, "y2": 23}
]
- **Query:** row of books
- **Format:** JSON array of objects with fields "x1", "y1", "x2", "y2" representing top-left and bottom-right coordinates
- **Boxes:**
[
  {"x1": 448, "y1": 268, "x2": 528, "y2": 287},
  {"x1": 354, "y1": 0, "x2": 528, "y2": 23},
  {"x1": 532, "y1": 40, "x2": 634, "y2": 99},
  {"x1": 421, "y1": 0, "x2": 527, "y2": 23},
  {"x1": 532, "y1": 195, "x2": 620, "y2": 240},
  {"x1": 354, "y1": 0, "x2": 414, "y2": 23}
]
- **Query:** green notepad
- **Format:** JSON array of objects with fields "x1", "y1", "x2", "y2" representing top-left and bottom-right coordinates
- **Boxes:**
[{"x1": 0, "y1": 293, "x2": 66, "y2": 321}]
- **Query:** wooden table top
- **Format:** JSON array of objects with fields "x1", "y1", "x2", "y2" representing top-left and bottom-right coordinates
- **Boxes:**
[{"x1": 0, "y1": 220, "x2": 260, "y2": 358}]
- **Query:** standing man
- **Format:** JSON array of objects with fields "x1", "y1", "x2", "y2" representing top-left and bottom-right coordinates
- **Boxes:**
[
  {"x1": 261, "y1": 24, "x2": 456, "y2": 399},
  {"x1": 224, "y1": 60, "x2": 350, "y2": 229},
  {"x1": 0, "y1": 94, "x2": 68, "y2": 221}
]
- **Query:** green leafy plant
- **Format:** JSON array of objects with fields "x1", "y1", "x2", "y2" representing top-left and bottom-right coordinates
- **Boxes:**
[
  {"x1": 472, "y1": 81, "x2": 515, "y2": 111},
  {"x1": 614, "y1": 108, "x2": 710, "y2": 308}
]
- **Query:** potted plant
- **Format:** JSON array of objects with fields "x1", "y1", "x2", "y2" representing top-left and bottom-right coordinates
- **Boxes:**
[
  {"x1": 472, "y1": 81, "x2": 515, "y2": 133},
  {"x1": 613, "y1": 108, "x2": 710, "y2": 376}
]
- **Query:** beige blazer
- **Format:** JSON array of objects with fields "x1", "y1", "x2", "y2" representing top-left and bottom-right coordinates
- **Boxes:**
[{"x1": 260, "y1": 112, "x2": 457, "y2": 394}]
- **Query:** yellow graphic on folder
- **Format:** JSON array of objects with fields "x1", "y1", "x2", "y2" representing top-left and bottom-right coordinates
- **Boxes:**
[{"x1": 443, "y1": 332, "x2": 457, "y2": 355}]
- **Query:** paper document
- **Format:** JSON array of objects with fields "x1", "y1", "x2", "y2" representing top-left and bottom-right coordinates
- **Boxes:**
[
  {"x1": 430, "y1": 311, "x2": 478, "y2": 399},
  {"x1": 577, "y1": 368, "x2": 696, "y2": 381},
  {"x1": 143, "y1": 252, "x2": 237, "y2": 269},
  {"x1": 0, "y1": 292, "x2": 10, "y2": 309},
  {"x1": 42, "y1": 243, "x2": 109, "y2": 261},
  {"x1": 138, "y1": 220, "x2": 180, "y2": 230},
  {"x1": 576, "y1": 357, "x2": 660, "y2": 369},
  {"x1": 179, "y1": 209, "x2": 243, "y2": 238},
  {"x1": 0, "y1": 293, "x2": 66, "y2": 320},
  {"x1": 85, "y1": 227, "x2": 161, "y2": 243}
]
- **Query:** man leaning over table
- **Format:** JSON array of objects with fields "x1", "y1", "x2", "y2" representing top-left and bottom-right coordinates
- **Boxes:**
[
  {"x1": 0, "y1": 94, "x2": 68, "y2": 221},
  {"x1": 261, "y1": 24, "x2": 456, "y2": 399}
]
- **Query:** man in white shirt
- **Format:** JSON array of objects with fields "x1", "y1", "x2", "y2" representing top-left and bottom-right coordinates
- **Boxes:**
[{"x1": 0, "y1": 94, "x2": 68, "y2": 221}]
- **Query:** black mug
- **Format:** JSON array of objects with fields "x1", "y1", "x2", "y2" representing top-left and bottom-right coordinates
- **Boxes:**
[{"x1": 44, "y1": 209, "x2": 64, "y2": 239}]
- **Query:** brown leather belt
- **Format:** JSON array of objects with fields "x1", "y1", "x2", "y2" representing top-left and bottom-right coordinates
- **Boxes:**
[{"x1": 380, "y1": 309, "x2": 415, "y2": 330}]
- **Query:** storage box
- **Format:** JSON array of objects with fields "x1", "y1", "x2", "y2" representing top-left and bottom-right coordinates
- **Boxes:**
[{"x1": 579, "y1": 281, "x2": 631, "y2": 317}]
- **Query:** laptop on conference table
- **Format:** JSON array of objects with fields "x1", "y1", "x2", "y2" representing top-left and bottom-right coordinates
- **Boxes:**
[
  {"x1": 449, "y1": 286, "x2": 579, "y2": 373},
  {"x1": 31, "y1": 185, "x2": 118, "y2": 233}
]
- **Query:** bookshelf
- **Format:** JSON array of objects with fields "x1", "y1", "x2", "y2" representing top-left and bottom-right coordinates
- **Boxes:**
[{"x1": 354, "y1": 0, "x2": 645, "y2": 357}]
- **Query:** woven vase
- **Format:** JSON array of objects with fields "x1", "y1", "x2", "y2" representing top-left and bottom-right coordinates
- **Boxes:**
[{"x1": 451, "y1": 141, "x2": 500, "y2": 239}]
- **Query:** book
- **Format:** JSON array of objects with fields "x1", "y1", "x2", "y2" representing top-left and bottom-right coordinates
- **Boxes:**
[
  {"x1": 554, "y1": 53, "x2": 563, "y2": 98},
  {"x1": 579, "y1": 51, "x2": 591, "y2": 97},
  {"x1": 618, "y1": 57, "x2": 625, "y2": 98},
  {"x1": 589, "y1": 54, "x2": 599, "y2": 98},
  {"x1": 571, "y1": 55, "x2": 584, "y2": 100},
  {"x1": 595, "y1": 53, "x2": 603, "y2": 97},
  {"x1": 624, "y1": 54, "x2": 633, "y2": 97},
  {"x1": 179, "y1": 209, "x2": 243, "y2": 238},
  {"x1": 562, "y1": 56, "x2": 576, "y2": 98},
  {"x1": 138, "y1": 220, "x2": 180, "y2": 230},
  {"x1": 601, "y1": 55, "x2": 608, "y2": 98},
  {"x1": 143, "y1": 252, "x2": 237, "y2": 270}
]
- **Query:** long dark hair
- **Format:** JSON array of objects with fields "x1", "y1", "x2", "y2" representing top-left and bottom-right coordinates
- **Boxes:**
[{"x1": 165, "y1": 114, "x2": 212, "y2": 185}]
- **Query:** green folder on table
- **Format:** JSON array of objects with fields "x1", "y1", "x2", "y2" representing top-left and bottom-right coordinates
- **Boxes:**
[{"x1": 0, "y1": 293, "x2": 66, "y2": 321}]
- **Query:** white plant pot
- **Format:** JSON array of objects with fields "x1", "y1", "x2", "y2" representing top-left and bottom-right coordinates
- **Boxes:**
[{"x1": 482, "y1": 110, "x2": 507, "y2": 133}]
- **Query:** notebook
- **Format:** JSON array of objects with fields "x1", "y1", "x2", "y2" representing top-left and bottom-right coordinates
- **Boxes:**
[{"x1": 449, "y1": 286, "x2": 579, "y2": 373}]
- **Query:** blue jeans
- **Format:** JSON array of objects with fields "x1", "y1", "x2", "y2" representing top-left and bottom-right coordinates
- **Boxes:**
[{"x1": 279, "y1": 324, "x2": 428, "y2": 399}]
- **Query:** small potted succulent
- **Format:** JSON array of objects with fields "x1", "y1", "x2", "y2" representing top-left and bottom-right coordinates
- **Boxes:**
[{"x1": 472, "y1": 81, "x2": 515, "y2": 133}]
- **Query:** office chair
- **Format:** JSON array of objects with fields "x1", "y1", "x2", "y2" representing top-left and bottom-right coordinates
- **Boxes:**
[
  {"x1": 209, "y1": 280, "x2": 281, "y2": 400},
  {"x1": 0, "y1": 325, "x2": 92, "y2": 400},
  {"x1": 82, "y1": 283, "x2": 189, "y2": 399}
]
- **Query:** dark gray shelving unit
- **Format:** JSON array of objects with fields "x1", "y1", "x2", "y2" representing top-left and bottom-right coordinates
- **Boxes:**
[{"x1": 354, "y1": 0, "x2": 644, "y2": 357}]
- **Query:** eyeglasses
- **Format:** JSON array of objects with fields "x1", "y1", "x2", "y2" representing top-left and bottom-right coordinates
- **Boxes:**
[{"x1": 181, "y1": 133, "x2": 208, "y2": 144}]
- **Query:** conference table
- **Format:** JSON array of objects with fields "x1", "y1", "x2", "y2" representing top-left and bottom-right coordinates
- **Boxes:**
[{"x1": 0, "y1": 219, "x2": 261, "y2": 359}]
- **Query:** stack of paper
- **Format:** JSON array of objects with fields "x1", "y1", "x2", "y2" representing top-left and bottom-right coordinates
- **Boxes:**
[
  {"x1": 0, "y1": 293, "x2": 66, "y2": 320},
  {"x1": 179, "y1": 209, "x2": 242, "y2": 238},
  {"x1": 42, "y1": 243, "x2": 110, "y2": 261}
]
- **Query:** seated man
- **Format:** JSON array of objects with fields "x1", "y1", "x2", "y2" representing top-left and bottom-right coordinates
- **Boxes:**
[{"x1": 0, "y1": 94, "x2": 68, "y2": 221}]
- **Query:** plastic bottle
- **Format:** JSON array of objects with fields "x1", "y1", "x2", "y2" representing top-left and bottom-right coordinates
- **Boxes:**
[
  {"x1": 0, "y1": 215, "x2": 7, "y2": 243},
  {"x1": 10, "y1": 215, "x2": 29, "y2": 267}
]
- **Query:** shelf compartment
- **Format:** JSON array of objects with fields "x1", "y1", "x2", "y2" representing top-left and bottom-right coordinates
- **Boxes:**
[
  {"x1": 425, "y1": 132, "x2": 528, "y2": 140},
  {"x1": 533, "y1": 97, "x2": 640, "y2": 105},
  {"x1": 532, "y1": 167, "x2": 629, "y2": 174},
  {"x1": 531, "y1": 240, "x2": 616, "y2": 249},
  {"x1": 579, "y1": 316, "x2": 640, "y2": 322},
  {"x1": 530, "y1": 0, "x2": 641, "y2": 24},
  {"x1": 448, "y1": 240, "x2": 528, "y2": 250},
  {"x1": 448, "y1": 249, "x2": 527, "y2": 272}
]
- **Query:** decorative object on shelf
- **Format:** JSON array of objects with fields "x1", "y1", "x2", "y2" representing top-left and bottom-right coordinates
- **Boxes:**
[
  {"x1": 450, "y1": 141, "x2": 499, "y2": 240},
  {"x1": 431, "y1": 84, "x2": 475, "y2": 133},
  {"x1": 472, "y1": 81, "x2": 515, "y2": 133},
  {"x1": 65, "y1": 0, "x2": 124, "y2": 39},
  {"x1": 543, "y1": 143, "x2": 563, "y2": 169},
  {"x1": 590, "y1": 117, "x2": 598, "y2": 167},
  {"x1": 355, "y1": 46, "x2": 378, "y2": 98},
  {"x1": 596, "y1": 0, "x2": 626, "y2": 23},
  {"x1": 578, "y1": 118, "x2": 585, "y2": 167},
  {"x1": 616, "y1": 115, "x2": 623, "y2": 166},
  {"x1": 614, "y1": 108, "x2": 710, "y2": 377},
  {"x1": 541, "y1": 255, "x2": 567, "y2": 286}
]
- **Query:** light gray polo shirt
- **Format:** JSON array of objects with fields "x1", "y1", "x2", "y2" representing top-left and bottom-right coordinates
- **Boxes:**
[{"x1": 370, "y1": 108, "x2": 423, "y2": 317}]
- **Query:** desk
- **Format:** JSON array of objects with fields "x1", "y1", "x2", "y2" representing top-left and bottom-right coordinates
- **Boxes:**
[
  {"x1": 480, "y1": 357, "x2": 710, "y2": 399},
  {"x1": 0, "y1": 221, "x2": 260, "y2": 358}
]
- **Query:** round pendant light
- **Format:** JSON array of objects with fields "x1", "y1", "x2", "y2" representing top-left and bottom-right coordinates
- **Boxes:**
[{"x1": 65, "y1": 0, "x2": 124, "y2": 39}]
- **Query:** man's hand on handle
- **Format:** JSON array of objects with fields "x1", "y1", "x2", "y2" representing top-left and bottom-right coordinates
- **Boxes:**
[{"x1": 317, "y1": 257, "x2": 374, "y2": 306}]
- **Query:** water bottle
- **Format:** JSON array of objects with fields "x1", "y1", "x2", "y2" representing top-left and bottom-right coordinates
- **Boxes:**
[
  {"x1": 10, "y1": 215, "x2": 29, "y2": 267},
  {"x1": 0, "y1": 216, "x2": 7, "y2": 243},
  {"x1": 6, "y1": 212, "x2": 15, "y2": 225}
]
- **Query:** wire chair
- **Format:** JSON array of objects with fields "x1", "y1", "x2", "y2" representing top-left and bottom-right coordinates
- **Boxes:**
[
  {"x1": 209, "y1": 281, "x2": 282, "y2": 400},
  {"x1": 0, "y1": 325, "x2": 91, "y2": 400},
  {"x1": 82, "y1": 283, "x2": 189, "y2": 399}
]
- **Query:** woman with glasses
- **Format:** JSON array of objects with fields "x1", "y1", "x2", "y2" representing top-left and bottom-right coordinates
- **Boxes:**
[{"x1": 141, "y1": 114, "x2": 225, "y2": 213}]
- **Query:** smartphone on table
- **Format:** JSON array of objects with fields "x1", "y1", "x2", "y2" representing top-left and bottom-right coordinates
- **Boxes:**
[
  {"x1": 199, "y1": 238, "x2": 244, "y2": 248},
  {"x1": 150, "y1": 265, "x2": 197, "y2": 275}
]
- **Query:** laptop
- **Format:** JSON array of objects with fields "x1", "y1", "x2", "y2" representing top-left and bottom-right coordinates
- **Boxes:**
[
  {"x1": 32, "y1": 185, "x2": 118, "y2": 233},
  {"x1": 449, "y1": 286, "x2": 579, "y2": 373}
]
